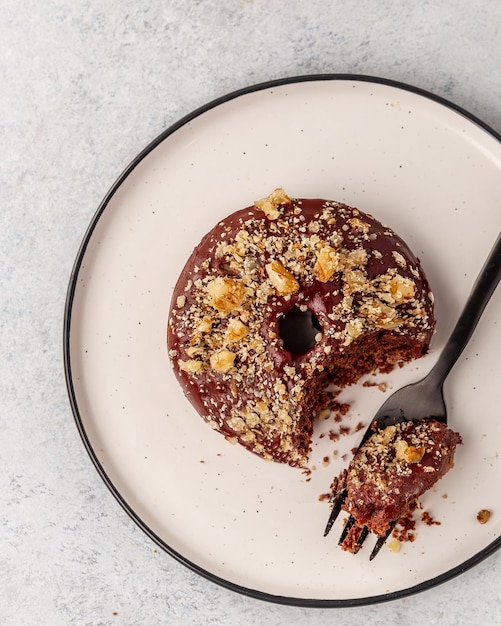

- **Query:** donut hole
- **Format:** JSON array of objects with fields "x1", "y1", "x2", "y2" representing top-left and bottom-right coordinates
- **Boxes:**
[{"x1": 278, "y1": 307, "x2": 322, "y2": 354}]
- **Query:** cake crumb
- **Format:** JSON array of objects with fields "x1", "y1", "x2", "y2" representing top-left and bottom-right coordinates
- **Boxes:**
[
  {"x1": 392, "y1": 506, "x2": 417, "y2": 543},
  {"x1": 362, "y1": 380, "x2": 388, "y2": 392},
  {"x1": 421, "y1": 510, "x2": 441, "y2": 526},
  {"x1": 477, "y1": 509, "x2": 491, "y2": 524}
]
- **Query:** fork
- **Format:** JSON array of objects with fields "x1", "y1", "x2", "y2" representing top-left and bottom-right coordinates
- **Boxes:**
[{"x1": 324, "y1": 231, "x2": 501, "y2": 559}]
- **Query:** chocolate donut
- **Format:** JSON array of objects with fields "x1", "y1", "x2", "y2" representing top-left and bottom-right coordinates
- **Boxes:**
[{"x1": 167, "y1": 189, "x2": 435, "y2": 467}]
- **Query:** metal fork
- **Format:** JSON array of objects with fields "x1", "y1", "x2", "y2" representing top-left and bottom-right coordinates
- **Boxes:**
[{"x1": 324, "y1": 231, "x2": 501, "y2": 559}]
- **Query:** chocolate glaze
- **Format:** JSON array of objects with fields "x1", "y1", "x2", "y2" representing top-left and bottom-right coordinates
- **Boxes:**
[{"x1": 167, "y1": 194, "x2": 435, "y2": 467}]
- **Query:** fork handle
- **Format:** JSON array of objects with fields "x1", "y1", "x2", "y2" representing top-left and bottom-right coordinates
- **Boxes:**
[{"x1": 427, "y1": 231, "x2": 501, "y2": 387}]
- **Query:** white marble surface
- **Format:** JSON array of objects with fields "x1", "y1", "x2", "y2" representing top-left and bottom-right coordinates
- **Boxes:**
[{"x1": 1, "y1": 1, "x2": 500, "y2": 624}]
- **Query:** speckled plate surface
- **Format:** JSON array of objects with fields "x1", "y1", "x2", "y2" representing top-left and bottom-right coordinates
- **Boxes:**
[{"x1": 64, "y1": 75, "x2": 501, "y2": 607}]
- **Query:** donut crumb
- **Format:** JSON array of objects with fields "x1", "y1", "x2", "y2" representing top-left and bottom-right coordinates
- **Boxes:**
[{"x1": 477, "y1": 509, "x2": 491, "y2": 524}]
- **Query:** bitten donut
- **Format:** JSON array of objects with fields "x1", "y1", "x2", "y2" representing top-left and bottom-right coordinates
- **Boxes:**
[{"x1": 167, "y1": 189, "x2": 435, "y2": 467}]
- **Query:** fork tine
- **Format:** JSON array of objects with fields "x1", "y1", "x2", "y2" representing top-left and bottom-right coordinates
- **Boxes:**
[
  {"x1": 369, "y1": 520, "x2": 397, "y2": 561},
  {"x1": 338, "y1": 517, "x2": 370, "y2": 554},
  {"x1": 355, "y1": 525, "x2": 370, "y2": 549},
  {"x1": 338, "y1": 515, "x2": 356, "y2": 545},
  {"x1": 323, "y1": 487, "x2": 347, "y2": 537}
]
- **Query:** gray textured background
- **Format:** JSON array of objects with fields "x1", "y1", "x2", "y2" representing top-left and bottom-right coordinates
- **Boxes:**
[{"x1": 2, "y1": 1, "x2": 500, "y2": 624}]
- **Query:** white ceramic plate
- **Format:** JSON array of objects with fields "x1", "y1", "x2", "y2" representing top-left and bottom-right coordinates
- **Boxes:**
[{"x1": 64, "y1": 76, "x2": 501, "y2": 607}]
